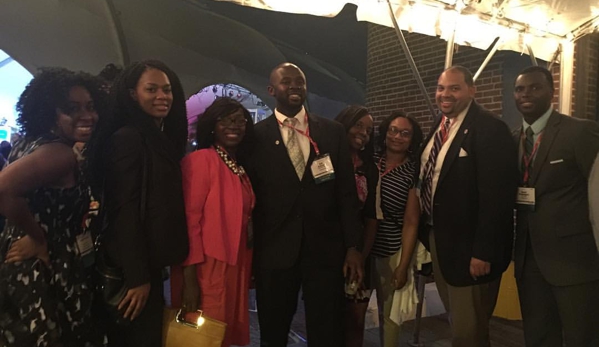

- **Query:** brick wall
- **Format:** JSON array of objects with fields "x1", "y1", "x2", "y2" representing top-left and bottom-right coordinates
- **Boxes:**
[
  {"x1": 573, "y1": 33, "x2": 599, "y2": 120},
  {"x1": 367, "y1": 25, "x2": 599, "y2": 133}
]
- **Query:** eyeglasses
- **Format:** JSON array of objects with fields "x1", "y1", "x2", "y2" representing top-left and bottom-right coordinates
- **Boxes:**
[
  {"x1": 387, "y1": 127, "x2": 412, "y2": 138},
  {"x1": 217, "y1": 117, "x2": 247, "y2": 127}
]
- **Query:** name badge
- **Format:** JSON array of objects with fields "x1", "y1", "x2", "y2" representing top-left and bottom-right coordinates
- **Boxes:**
[
  {"x1": 311, "y1": 153, "x2": 335, "y2": 184},
  {"x1": 516, "y1": 187, "x2": 535, "y2": 211},
  {"x1": 75, "y1": 231, "x2": 96, "y2": 267}
]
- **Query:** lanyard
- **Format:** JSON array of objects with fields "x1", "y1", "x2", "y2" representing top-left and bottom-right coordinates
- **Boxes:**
[
  {"x1": 521, "y1": 131, "x2": 543, "y2": 184},
  {"x1": 277, "y1": 114, "x2": 321, "y2": 156}
]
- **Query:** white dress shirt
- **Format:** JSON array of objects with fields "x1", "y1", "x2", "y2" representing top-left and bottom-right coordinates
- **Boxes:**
[{"x1": 420, "y1": 101, "x2": 471, "y2": 201}]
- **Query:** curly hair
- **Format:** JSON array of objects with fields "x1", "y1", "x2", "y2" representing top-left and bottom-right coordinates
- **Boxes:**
[
  {"x1": 16, "y1": 67, "x2": 107, "y2": 138},
  {"x1": 334, "y1": 105, "x2": 374, "y2": 164},
  {"x1": 377, "y1": 110, "x2": 423, "y2": 161},
  {"x1": 195, "y1": 97, "x2": 255, "y2": 165},
  {"x1": 86, "y1": 60, "x2": 188, "y2": 188}
]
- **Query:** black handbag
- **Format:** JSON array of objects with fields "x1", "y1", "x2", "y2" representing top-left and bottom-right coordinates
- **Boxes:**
[
  {"x1": 93, "y1": 142, "x2": 148, "y2": 326},
  {"x1": 94, "y1": 251, "x2": 130, "y2": 326}
]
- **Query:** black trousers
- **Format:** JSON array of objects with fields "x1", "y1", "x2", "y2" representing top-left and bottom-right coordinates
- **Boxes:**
[
  {"x1": 517, "y1": 239, "x2": 599, "y2": 347},
  {"x1": 256, "y1": 261, "x2": 345, "y2": 347},
  {"x1": 106, "y1": 275, "x2": 164, "y2": 347}
]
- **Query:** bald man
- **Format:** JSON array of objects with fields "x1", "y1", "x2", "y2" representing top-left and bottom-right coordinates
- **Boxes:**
[{"x1": 247, "y1": 63, "x2": 363, "y2": 347}]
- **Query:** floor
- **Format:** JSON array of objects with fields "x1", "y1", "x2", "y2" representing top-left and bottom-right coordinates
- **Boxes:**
[{"x1": 244, "y1": 288, "x2": 525, "y2": 347}]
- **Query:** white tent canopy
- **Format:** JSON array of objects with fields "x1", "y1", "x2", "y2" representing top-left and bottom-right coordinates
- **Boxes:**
[{"x1": 218, "y1": 0, "x2": 599, "y2": 62}]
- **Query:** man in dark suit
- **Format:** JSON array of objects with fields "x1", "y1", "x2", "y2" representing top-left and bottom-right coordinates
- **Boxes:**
[
  {"x1": 248, "y1": 63, "x2": 363, "y2": 347},
  {"x1": 513, "y1": 66, "x2": 599, "y2": 347},
  {"x1": 419, "y1": 66, "x2": 518, "y2": 347}
]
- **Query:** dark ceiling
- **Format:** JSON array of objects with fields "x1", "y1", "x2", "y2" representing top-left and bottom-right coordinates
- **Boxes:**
[{"x1": 196, "y1": 0, "x2": 368, "y2": 86}]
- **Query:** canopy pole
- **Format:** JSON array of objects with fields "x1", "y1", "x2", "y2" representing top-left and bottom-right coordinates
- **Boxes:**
[
  {"x1": 547, "y1": 45, "x2": 561, "y2": 71},
  {"x1": 473, "y1": 37, "x2": 501, "y2": 82},
  {"x1": 445, "y1": 30, "x2": 456, "y2": 69},
  {"x1": 526, "y1": 44, "x2": 538, "y2": 66},
  {"x1": 559, "y1": 40, "x2": 574, "y2": 115},
  {"x1": 385, "y1": 0, "x2": 437, "y2": 118},
  {"x1": 0, "y1": 57, "x2": 14, "y2": 69},
  {"x1": 104, "y1": 0, "x2": 130, "y2": 66}
]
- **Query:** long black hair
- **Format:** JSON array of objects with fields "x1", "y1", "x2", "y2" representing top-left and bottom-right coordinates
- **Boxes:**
[
  {"x1": 195, "y1": 97, "x2": 255, "y2": 165},
  {"x1": 334, "y1": 105, "x2": 374, "y2": 164},
  {"x1": 86, "y1": 60, "x2": 187, "y2": 188},
  {"x1": 377, "y1": 110, "x2": 423, "y2": 161}
]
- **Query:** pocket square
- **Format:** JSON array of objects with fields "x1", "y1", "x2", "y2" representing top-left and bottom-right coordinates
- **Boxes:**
[
  {"x1": 550, "y1": 159, "x2": 564, "y2": 164},
  {"x1": 459, "y1": 148, "x2": 468, "y2": 157}
]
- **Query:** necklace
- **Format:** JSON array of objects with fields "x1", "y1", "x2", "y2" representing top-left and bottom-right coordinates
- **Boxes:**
[{"x1": 215, "y1": 145, "x2": 246, "y2": 176}]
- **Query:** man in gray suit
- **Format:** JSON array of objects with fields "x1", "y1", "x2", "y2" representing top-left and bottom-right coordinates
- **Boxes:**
[{"x1": 513, "y1": 66, "x2": 599, "y2": 347}]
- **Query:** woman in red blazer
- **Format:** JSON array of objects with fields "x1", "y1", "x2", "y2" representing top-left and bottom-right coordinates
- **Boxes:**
[{"x1": 170, "y1": 97, "x2": 255, "y2": 347}]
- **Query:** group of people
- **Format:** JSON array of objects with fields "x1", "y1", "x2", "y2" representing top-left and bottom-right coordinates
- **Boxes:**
[{"x1": 0, "y1": 57, "x2": 596, "y2": 347}]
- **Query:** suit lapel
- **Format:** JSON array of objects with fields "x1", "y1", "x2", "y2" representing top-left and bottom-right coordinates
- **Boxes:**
[
  {"x1": 299, "y1": 114, "x2": 319, "y2": 182},
  {"x1": 264, "y1": 115, "x2": 303, "y2": 182},
  {"x1": 423, "y1": 116, "x2": 442, "y2": 150},
  {"x1": 513, "y1": 127, "x2": 524, "y2": 173},
  {"x1": 305, "y1": 113, "x2": 319, "y2": 163},
  {"x1": 529, "y1": 111, "x2": 561, "y2": 186},
  {"x1": 437, "y1": 104, "x2": 475, "y2": 187}
]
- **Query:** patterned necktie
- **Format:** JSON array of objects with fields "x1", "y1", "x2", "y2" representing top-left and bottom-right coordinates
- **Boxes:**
[
  {"x1": 420, "y1": 116, "x2": 451, "y2": 216},
  {"x1": 284, "y1": 118, "x2": 305, "y2": 179},
  {"x1": 522, "y1": 126, "x2": 535, "y2": 182},
  {"x1": 524, "y1": 126, "x2": 534, "y2": 157}
]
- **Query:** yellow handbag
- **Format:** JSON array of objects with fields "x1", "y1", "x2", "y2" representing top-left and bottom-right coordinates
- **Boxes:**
[{"x1": 162, "y1": 308, "x2": 227, "y2": 347}]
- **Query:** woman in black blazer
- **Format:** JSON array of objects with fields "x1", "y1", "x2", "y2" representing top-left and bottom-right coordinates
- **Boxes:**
[{"x1": 87, "y1": 60, "x2": 189, "y2": 346}]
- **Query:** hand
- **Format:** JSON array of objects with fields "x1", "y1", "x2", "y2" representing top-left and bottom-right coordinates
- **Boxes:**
[
  {"x1": 469, "y1": 257, "x2": 491, "y2": 281},
  {"x1": 118, "y1": 283, "x2": 151, "y2": 321},
  {"x1": 5, "y1": 235, "x2": 49, "y2": 265},
  {"x1": 343, "y1": 248, "x2": 363, "y2": 285},
  {"x1": 182, "y1": 280, "x2": 201, "y2": 312},
  {"x1": 393, "y1": 267, "x2": 409, "y2": 290}
]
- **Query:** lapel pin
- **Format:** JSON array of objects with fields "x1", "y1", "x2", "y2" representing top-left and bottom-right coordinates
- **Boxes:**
[
  {"x1": 464, "y1": 129, "x2": 469, "y2": 134},
  {"x1": 275, "y1": 140, "x2": 280, "y2": 145}
]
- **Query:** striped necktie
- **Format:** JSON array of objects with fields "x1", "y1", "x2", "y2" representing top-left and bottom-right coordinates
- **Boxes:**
[{"x1": 420, "y1": 116, "x2": 451, "y2": 216}]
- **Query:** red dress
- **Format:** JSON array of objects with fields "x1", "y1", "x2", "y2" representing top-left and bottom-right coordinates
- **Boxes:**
[
  {"x1": 171, "y1": 155, "x2": 254, "y2": 347},
  {"x1": 193, "y1": 175, "x2": 253, "y2": 346}
]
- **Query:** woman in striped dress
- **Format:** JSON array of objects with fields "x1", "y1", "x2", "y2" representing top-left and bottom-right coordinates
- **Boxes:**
[{"x1": 370, "y1": 111, "x2": 423, "y2": 347}]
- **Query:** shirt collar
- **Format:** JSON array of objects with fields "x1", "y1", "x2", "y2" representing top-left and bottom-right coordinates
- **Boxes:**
[
  {"x1": 522, "y1": 107, "x2": 552, "y2": 135},
  {"x1": 275, "y1": 106, "x2": 306, "y2": 127}
]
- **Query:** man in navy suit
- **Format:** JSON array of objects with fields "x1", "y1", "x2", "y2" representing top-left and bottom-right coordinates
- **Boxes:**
[
  {"x1": 419, "y1": 66, "x2": 518, "y2": 347},
  {"x1": 248, "y1": 63, "x2": 363, "y2": 347}
]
